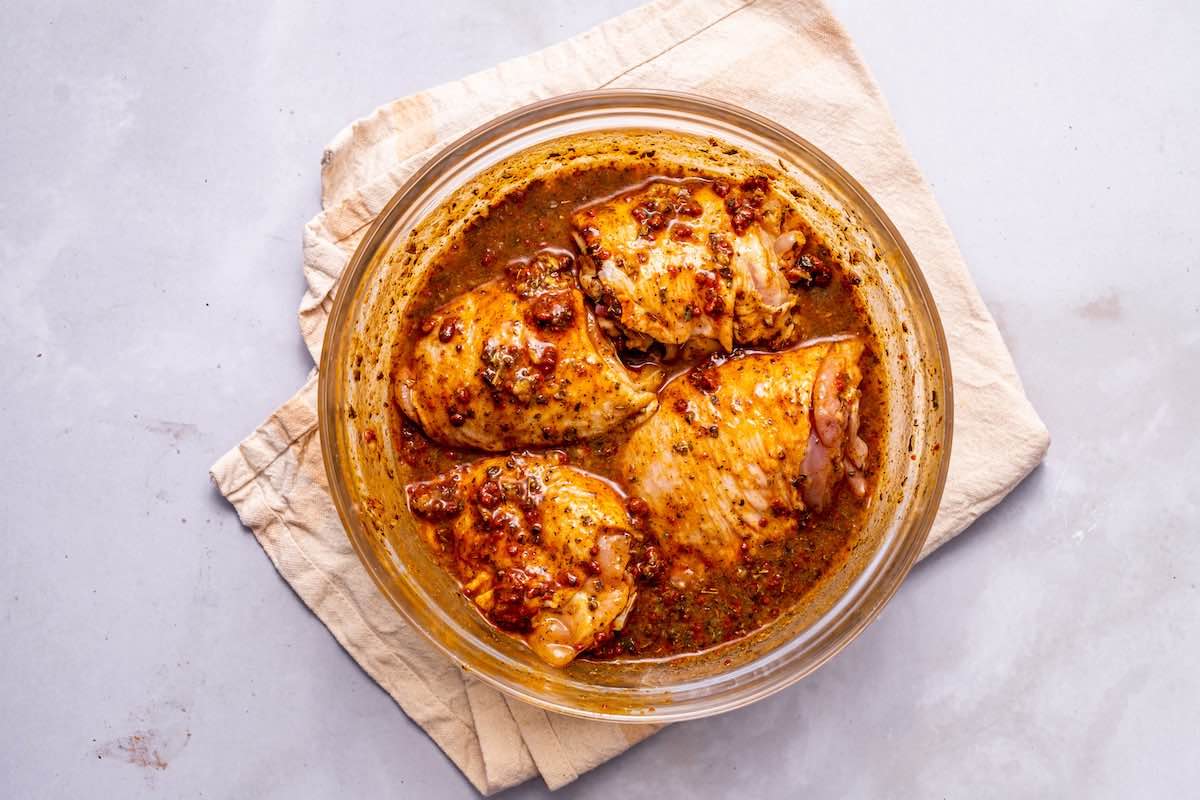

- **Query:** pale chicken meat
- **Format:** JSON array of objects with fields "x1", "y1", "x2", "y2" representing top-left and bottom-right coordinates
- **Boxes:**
[
  {"x1": 396, "y1": 252, "x2": 659, "y2": 451},
  {"x1": 406, "y1": 453, "x2": 639, "y2": 666},
  {"x1": 616, "y1": 338, "x2": 870, "y2": 569},
  {"x1": 572, "y1": 177, "x2": 807, "y2": 353}
]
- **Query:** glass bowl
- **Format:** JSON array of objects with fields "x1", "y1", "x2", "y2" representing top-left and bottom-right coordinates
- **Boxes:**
[{"x1": 319, "y1": 89, "x2": 952, "y2": 722}]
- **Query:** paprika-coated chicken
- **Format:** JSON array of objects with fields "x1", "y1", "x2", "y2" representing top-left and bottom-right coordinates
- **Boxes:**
[
  {"x1": 406, "y1": 453, "x2": 639, "y2": 667},
  {"x1": 572, "y1": 178, "x2": 822, "y2": 353},
  {"x1": 616, "y1": 338, "x2": 870, "y2": 569},
  {"x1": 396, "y1": 251, "x2": 659, "y2": 451}
]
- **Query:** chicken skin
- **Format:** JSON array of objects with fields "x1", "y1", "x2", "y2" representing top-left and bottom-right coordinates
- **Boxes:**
[
  {"x1": 406, "y1": 453, "x2": 639, "y2": 667},
  {"x1": 616, "y1": 338, "x2": 870, "y2": 569},
  {"x1": 396, "y1": 251, "x2": 659, "y2": 451},
  {"x1": 572, "y1": 178, "x2": 805, "y2": 353}
]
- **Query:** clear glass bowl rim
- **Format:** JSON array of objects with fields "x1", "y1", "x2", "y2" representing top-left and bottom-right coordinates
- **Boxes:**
[{"x1": 318, "y1": 88, "x2": 954, "y2": 722}]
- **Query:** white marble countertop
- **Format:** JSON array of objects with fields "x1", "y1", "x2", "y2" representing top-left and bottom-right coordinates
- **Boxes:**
[{"x1": 2, "y1": 1, "x2": 1197, "y2": 796}]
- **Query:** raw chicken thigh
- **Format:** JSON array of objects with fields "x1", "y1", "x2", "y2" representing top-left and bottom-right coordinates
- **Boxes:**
[
  {"x1": 616, "y1": 338, "x2": 870, "y2": 568},
  {"x1": 406, "y1": 453, "x2": 639, "y2": 666},
  {"x1": 396, "y1": 251, "x2": 658, "y2": 451},
  {"x1": 572, "y1": 178, "x2": 806, "y2": 353}
]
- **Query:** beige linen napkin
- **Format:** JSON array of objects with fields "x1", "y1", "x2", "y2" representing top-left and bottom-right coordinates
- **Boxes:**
[{"x1": 211, "y1": 0, "x2": 1051, "y2": 793}]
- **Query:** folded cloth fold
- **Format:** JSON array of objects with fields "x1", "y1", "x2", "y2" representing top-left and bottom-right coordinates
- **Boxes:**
[{"x1": 211, "y1": 0, "x2": 1050, "y2": 792}]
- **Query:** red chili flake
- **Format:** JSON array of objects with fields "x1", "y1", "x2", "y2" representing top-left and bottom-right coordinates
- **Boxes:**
[
  {"x1": 453, "y1": 387, "x2": 472, "y2": 405},
  {"x1": 417, "y1": 317, "x2": 437, "y2": 336},
  {"x1": 728, "y1": 203, "x2": 756, "y2": 236},
  {"x1": 671, "y1": 224, "x2": 693, "y2": 241},
  {"x1": 529, "y1": 343, "x2": 559, "y2": 374},
  {"x1": 363, "y1": 428, "x2": 377, "y2": 444},
  {"x1": 407, "y1": 478, "x2": 463, "y2": 521},
  {"x1": 625, "y1": 496, "x2": 650, "y2": 518},
  {"x1": 676, "y1": 196, "x2": 703, "y2": 217},
  {"x1": 741, "y1": 175, "x2": 770, "y2": 192},
  {"x1": 448, "y1": 409, "x2": 466, "y2": 427},
  {"x1": 438, "y1": 317, "x2": 459, "y2": 343},
  {"x1": 699, "y1": 277, "x2": 726, "y2": 316},
  {"x1": 711, "y1": 179, "x2": 731, "y2": 197},
  {"x1": 672, "y1": 398, "x2": 690, "y2": 414},
  {"x1": 688, "y1": 364, "x2": 720, "y2": 393},
  {"x1": 631, "y1": 201, "x2": 653, "y2": 223},
  {"x1": 785, "y1": 253, "x2": 834, "y2": 289},
  {"x1": 528, "y1": 291, "x2": 576, "y2": 331},
  {"x1": 476, "y1": 479, "x2": 503, "y2": 509}
]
